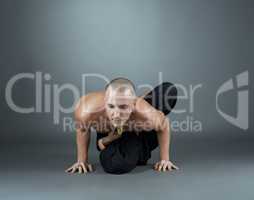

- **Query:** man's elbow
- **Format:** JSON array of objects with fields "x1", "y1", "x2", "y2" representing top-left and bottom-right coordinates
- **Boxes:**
[
  {"x1": 161, "y1": 117, "x2": 170, "y2": 133},
  {"x1": 156, "y1": 113, "x2": 170, "y2": 133}
]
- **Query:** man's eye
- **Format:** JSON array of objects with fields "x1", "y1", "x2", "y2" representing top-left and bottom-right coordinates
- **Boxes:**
[
  {"x1": 108, "y1": 104, "x2": 114, "y2": 109},
  {"x1": 119, "y1": 105, "x2": 128, "y2": 109}
]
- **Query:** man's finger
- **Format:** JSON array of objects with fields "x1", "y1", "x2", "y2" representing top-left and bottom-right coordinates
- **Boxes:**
[
  {"x1": 154, "y1": 163, "x2": 158, "y2": 170},
  {"x1": 166, "y1": 165, "x2": 172, "y2": 171},
  {"x1": 158, "y1": 164, "x2": 163, "y2": 171},
  {"x1": 154, "y1": 162, "x2": 159, "y2": 170},
  {"x1": 162, "y1": 163, "x2": 167, "y2": 172},
  {"x1": 172, "y1": 164, "x2": 179, "y2": 170},
  {"x1": 67, "y1": 168, "x2": 74, "y2": 173},
  {"x1": 78, "y1": 166, "x2": 82, "y2": 174},
  {"x1": 71, "y1": 166, "x2": 77, "y2": 173},
  {"x1": 87, "y1": 164, "x2": 93, "y2": 172},
  {"x1": 66, "y1": 167, "x2": 74, "y2": 173},
  {"x1": 81, "y1": 163, "x2": 88, "y2": 173},
  {"x1": 65, "y1": 168, "x2": 71, "y2": 173},
  {"x1": 65, "y1": 165, "x2": 74, "y2": 173}
]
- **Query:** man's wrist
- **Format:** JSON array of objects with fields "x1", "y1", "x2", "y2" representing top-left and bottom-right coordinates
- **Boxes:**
[
  {"x1": 77, "y1": 156, "x2": 88, "y2": 163},
  {"x1": 160, "y1": 154, "x2": 169, "y2": 161}
]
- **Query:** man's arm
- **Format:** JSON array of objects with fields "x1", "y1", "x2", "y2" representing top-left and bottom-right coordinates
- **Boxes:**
[
  {"x1": 97, "y1": 131, "x2": 121, "y2": 150},
  {"x1": 152, "y1": 110, "x2": 179, "y2": 172},
  {"x1": 76, "y1": 127, "x2": 90, "y2": 163},
  {"x1": 65, "y1": 98, "x2": 93, "y2": 174},
  {"x1": 156, "y1": 115, "x2": 170, "y2": 161}
]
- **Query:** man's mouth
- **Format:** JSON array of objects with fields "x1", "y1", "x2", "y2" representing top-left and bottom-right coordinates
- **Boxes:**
[
  {"x1": 113, "y1": 121, "x2": 121, "y2": 126},
  {"x1": 112, "y1": 119, "x2": 123, "y2": 127}
]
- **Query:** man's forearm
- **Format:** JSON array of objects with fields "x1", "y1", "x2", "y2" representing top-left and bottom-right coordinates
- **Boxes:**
[
  {"x1": 157, "y1": 120, "x2": 170, "y2": 161},
  {"x1": 101, "y1": 132, "x2": 121, "y2": 146},
  {"x1": 76, "y1": 129, "x2": 90, "y2": 162}
]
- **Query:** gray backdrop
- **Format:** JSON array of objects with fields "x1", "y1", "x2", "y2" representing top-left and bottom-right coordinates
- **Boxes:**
[{"x1": 0, "y1": 0, "x2": 253, "y2": 200}]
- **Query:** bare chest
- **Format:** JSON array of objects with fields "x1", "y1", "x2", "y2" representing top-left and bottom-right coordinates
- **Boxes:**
[{"x1": 90, "y1": 118, "x2": 154, "y2": 134}]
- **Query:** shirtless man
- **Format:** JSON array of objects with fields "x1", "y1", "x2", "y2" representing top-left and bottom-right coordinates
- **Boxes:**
[{"x1": 65, "y1": 78, "x2": 179, "y2": 174}]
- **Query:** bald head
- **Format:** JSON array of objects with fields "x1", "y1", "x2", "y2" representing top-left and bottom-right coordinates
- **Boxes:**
[
  {"x1": 105, "y1": 78, "x2": 136, "y2": 98},
  {"x1": 104, "y1": 78, "x2": 136, "y2": 128}
]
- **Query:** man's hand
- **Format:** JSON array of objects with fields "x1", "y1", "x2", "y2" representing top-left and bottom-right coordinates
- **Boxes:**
[
  {"x1": 97, "y1": 131, "x2": 121, "y2": 150},
  {"x1": 154, "y1": 160, "x2": 179, "y2": 172},
  {"x1": 65, "y1": 161, "x2": 93, "y2": 174},
  {"x1": 98, "y1": 139, "x2": 106, "y2": 150}
]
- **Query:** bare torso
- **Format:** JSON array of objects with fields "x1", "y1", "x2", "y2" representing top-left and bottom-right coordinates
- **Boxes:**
[{"x1": 75, "y1": 91, "x2": 165, "y2": 135}]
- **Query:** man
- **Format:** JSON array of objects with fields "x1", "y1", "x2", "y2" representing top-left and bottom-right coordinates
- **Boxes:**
[{"x1": 65, "y1": 78, "x2": 178, "y2": 174}]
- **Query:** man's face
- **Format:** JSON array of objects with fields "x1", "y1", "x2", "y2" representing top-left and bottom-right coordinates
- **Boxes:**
[{"x1": 105, "y1": 88, "x2": 135, "y2": 128}]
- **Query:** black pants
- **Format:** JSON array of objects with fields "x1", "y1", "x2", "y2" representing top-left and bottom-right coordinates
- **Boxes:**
[{"x1": 97, "y1": 82, "x2": 177, "y2": 174}]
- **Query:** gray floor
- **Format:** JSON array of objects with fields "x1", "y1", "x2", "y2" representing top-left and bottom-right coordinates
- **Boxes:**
[{"x1": 1, "y1": 133, "x2": 253, "y2": 200}]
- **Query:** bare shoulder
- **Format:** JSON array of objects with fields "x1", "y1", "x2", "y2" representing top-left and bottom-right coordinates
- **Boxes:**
[
  {"x1": 135, "y1": 97, "x2": 165, "y2": 119},
  {"x1": 135, "y1": 97, "x2": 168, "y2": 130},
  {"x1": 74, "y1": 91, "x2": 105, "y2": 122}
]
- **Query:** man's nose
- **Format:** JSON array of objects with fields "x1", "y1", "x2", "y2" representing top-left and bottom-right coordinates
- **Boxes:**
[{"x1": 113, "y1": 111, "x2": 120, "y2": 118}]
